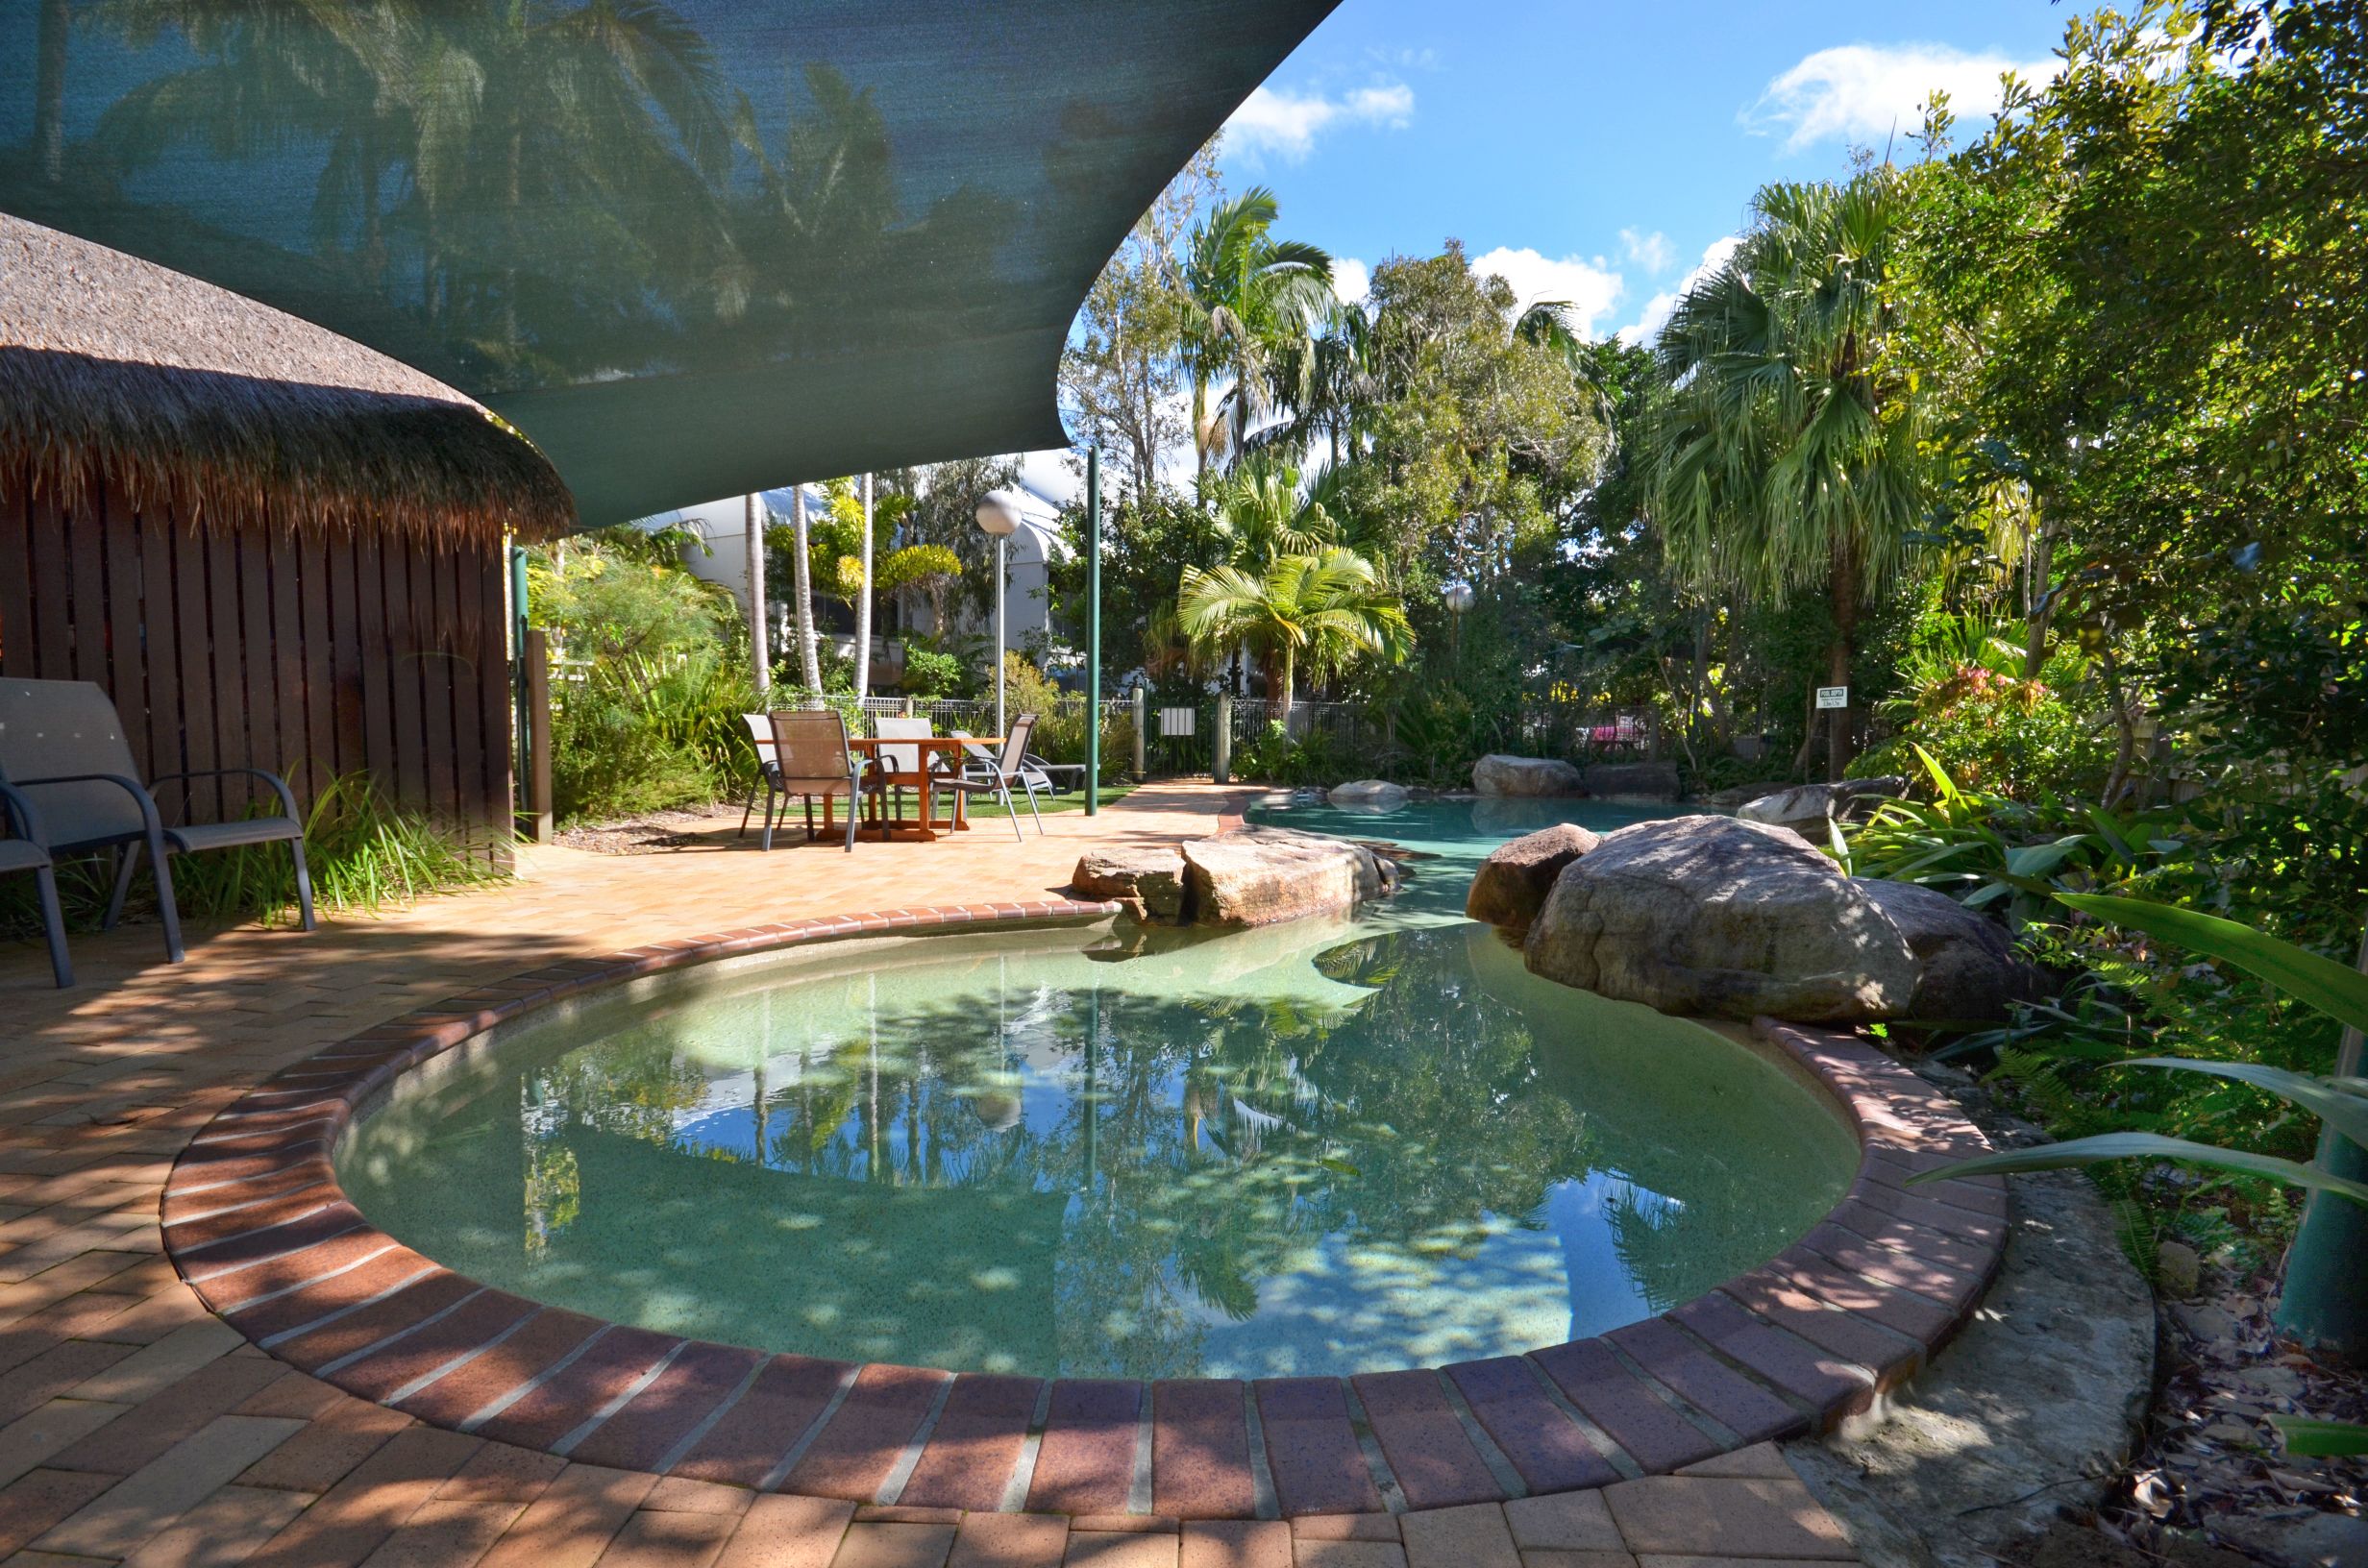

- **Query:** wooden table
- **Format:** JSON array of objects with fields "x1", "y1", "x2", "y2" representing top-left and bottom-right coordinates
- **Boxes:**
[{"x1": 846, "y1": 734, "x2": 999, "y2": 842}]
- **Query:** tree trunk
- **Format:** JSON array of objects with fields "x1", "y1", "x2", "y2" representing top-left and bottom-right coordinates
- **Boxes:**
[
  {"x1": 1826, "y1": 539, "x2": 1859, "y2": 781},
  {"x1": 745, "y1": 493, "x2": 770, "y2": 696},
  {"x1": 1279, "y1": 642, "x2": 1295, "y2": 738},
  {"x1": 2023, "y1": 519, "x2": 2058, "y2": 679},
  {"x1": 33, "y1": 0, "x2": 65, "y2": 183},
  {"x1": 791, "y1": 488, "x2": 822, "y2": 694},
  {"x1": 853, "y1": 474, "x2": 876, "y2": 698},
  {"x1": 2097, "y1": 643, "x2": 2136, "y2": 806}
]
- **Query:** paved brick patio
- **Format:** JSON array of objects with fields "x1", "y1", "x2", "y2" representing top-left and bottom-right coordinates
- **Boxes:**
[{"x1": 0, "y1": 784, "x2": 1877, "y2": 1567}]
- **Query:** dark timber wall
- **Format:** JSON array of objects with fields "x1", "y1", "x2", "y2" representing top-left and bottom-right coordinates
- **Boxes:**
[{"x1": 0, "y1": 466, "x2": 512, "y2": 843}]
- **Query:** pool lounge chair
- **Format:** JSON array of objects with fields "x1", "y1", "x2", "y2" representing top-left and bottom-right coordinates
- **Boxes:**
[
  {"x1": 0, "y1": 782, "x2": 72, "y2": 988},
  {"x1": 0, "y1": 677, "x2": 313, "y2": 966}
]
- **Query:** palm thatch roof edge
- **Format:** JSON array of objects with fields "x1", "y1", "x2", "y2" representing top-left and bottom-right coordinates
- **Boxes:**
[{"x1": 1, "y1": 212, "x2": 574, "y2": 546}]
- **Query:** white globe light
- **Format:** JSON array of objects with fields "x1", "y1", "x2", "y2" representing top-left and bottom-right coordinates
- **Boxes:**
[
  {"x1": 974, "y1": 489, "x2": 1024, "y2": 537},
  {"x1": 1443, "y1": 580, "x2": 1475, "y2": 614}
]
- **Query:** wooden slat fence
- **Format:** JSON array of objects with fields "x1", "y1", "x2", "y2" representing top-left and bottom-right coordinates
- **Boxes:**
[{"x1": 0, "y1": 465, "x2": 512, "y2": 848}]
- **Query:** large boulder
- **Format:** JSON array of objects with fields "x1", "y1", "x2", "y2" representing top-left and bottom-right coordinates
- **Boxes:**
[
  {"x1": 1071, "y1": 845, "x2": 1188, "y2": 923},
  {"x1": 1467, "y1": 822, "x2": 1601, "y2": 934},
  {"x1": 1182, "y1": 826, "x2": 1393, "y2": 928},
  {"x1": 1473, "y1": 754, "x2": 1584, "y2": 797},
  {"x1": 1524, "y1": 815, "x2": 1919, "y2": 1022},
  {"x1": 1857, "y1": 878, "x2": 2043, "y2": 1021},
  {"x1": 1579, "y1": 761, "x2": 1683, "y2": 800},
  {"x1": 1737, "y1": 776, "x2": 1908, "y2": 842},
  {"x1": 1329, "y1": 779, "x2": 1410, "y2": 814}
]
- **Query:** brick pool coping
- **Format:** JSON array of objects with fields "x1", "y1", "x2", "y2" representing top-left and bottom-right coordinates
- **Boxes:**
[{"x1": 160, "y1": 899, "x2": 2008, "y2": 1522}]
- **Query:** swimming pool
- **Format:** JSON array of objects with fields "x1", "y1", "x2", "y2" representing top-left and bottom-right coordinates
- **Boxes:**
[{"x1": 335, "y1": 796, "x2": 1858, "y2": 1382}]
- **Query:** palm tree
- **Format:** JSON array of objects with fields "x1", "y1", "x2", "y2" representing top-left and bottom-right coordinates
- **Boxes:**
[
  {"x1": 1178, "y1": 188, "x2": 1337, "y2": 480},
  {"x1": 1646, "y1": 170, "x2": 1929, "y2": 779},
  {"x1": 1178, "y1": 548, "x2": 1411, "y2": 731},
  {"x1": 1205, "y1": 455, "x2": 1341, "y2": 563},
  {"x1": 789, "y1": 486, "x2": 824, "y2": 693}
]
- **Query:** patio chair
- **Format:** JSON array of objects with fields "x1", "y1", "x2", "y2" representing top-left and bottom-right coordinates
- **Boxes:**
[
  {"x1": 866, "y1": 717, "x2": 935, "y2": 834},
  {"x1": 939, "y1": 713, "x2": 1042, "y2": 841},
  {"x1": 953, "y1": 734, "x2": 1070, "y2": 818},
  {"x1": 0, "y1": 679, "x2": 313, "y2": 965},
  {"x1": 0, "y1": 782, "x2": 72, "y2": 988},
  {"x1": 736, "y1": 714, "x2": 784, "y2": 842},
  {"x1": 762, "y1": 709, "x2": 866, "y2": 851}
]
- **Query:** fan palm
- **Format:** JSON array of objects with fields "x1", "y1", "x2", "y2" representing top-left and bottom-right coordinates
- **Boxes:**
[
  {"x1": 1178, "y1": 187, "x2": 1337, "y2": 479},
  {"x1": 1646, "y1": 170, "x2": 1930, "y2": 779},
  {"x1": 1177, "y1": 548, "x2": 1411, "y2": 729}
]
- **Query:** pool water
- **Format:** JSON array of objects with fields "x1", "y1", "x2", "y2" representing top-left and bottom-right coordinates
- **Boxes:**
[{"x1": 338, "y1": 796, "x2": 1857, "y2": 1381}]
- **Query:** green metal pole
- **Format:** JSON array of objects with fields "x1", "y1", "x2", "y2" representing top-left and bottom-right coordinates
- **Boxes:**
[
  {"x1": 1085, "y1": 447, "x2": 1101, "y2": 816},
  {"x1": 509, "y1": 543, "x2": 531, "y2": 784}
]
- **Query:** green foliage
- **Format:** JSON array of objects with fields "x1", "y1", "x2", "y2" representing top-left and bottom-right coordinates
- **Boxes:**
[
  {"x1": 900, "y1": 648, "x2": 967, "y2": 699},
  {"x1": 530, "y1": 529, "x2": 757, "y2": 823},
  {"x1": 1856, "y1": 658, "x2": 2111, "y2": 799}
]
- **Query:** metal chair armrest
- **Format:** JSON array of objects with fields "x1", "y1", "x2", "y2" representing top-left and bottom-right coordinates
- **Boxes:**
[
  {"x1": 0, "y1": 781, "x2": 50, "y2": 843},
  {"x1": 148, "y1": 767, "x2": 304, "y2": 824},
  {"x1": 8, "y1": 772, "x2": 166, "y2": 839}
]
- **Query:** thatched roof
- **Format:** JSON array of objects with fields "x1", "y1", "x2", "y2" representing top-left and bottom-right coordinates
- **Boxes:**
[{"x1": 0, "y1": 213, "x2": 574, "y2": 545}]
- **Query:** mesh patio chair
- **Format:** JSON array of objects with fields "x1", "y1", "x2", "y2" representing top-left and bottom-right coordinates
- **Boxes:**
[
  {"x1": 940, "y1": 713, "x2": 1041, "y2": 841},
  {"x1": 0, "y1": 678, "x2": 313, "y2": 965},
  {"x1": 867, "y1": 716, "x2": 934, "y2": 835},
  {"x1": 0, "y1": 782, "x2": 72, "y2": 988},
  {"x1": 762, "y1": 709, "x2": 866, "y2": 851},
  {"x1": 736, "y1": 714, "x2": 784, "y2": 842},
  {"x1": 952, "y1": 733, "x2": 1068, "y2": 817}
]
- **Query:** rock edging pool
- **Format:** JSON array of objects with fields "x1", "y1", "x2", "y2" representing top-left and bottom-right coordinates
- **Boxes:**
[{"x1": 160, "y1": 899, "x2": 2007, "y2": 1520}]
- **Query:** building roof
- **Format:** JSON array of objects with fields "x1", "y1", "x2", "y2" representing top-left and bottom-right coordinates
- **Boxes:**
[
  {"x1": 0, "y1": 1, "x2": 1337, "y2": 528},
  {"x1": 0, "y1": 213, "x2": 574, "y2": 545}
]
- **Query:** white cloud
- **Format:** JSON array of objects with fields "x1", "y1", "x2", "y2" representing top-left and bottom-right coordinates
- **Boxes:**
[
  {"x1": 1331, "y1": 257, "x2": 1371, "y2": 307},
  {"x1": 1618, "y1": 228, "x2": 1675, "y2": 274},
  {"x1": 1224, "y1": 80, "x2": 1414, "y2": 162},
  {"x1": 1469, "y1": 246, "x2": 1624, "y2": 337},
  {"x1": 1617, "y1": 235, "x2": 1742, "y2": 348},
  {"x1": 1743, "y1": 42, "x2": 2057, "y2": 153}
]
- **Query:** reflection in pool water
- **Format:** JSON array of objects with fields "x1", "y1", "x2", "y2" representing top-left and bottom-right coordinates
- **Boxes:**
[{"x1": 338, "y1": 799, "x2": 1857, "y2": 1380}]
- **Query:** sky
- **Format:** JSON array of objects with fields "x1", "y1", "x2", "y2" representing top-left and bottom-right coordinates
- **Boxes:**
[{"x1": 1215, "y1": 0, "x2": 2073, "y2": 346}]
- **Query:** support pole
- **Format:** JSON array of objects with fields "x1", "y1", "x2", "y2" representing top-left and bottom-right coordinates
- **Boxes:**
[
  {"x1": 1085, "y1": 447, "x2": 1101, "y2": 816},
  {"x1": 524, "y1": 626, "x2": 554, "y2": 844},
  {"x1": 1131, "y1": 685, "x2": 1147, "y2": 782},
  {"x1": 509, "y1": 543, "x2": 531, "y2": 790},
  {"x1": 1213, "y1": 692, "x2": 1232, "y2": 784},
  {"x1": 995, "y1": 533, "x2": 1008, "y2": 740}
]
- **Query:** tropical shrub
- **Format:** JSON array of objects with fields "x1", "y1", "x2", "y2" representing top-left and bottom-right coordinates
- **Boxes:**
[
  {"x1": 530, "y1": 530, "x2": 758, "y2": 822},
  {"x1": 1857, "y1": 658, "x2": 2110, "y2": 799}
]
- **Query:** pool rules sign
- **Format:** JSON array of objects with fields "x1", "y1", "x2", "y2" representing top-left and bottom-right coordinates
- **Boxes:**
[{"x1": 1815, "y1": 686, "x2": 1849, "y2": 710}]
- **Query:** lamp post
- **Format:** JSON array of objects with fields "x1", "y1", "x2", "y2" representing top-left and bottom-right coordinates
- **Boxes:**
[
  {"x1": 1443, "y1": 579, "x2": 1474, "y2": 666},
  {"x1": 974, "y1": 489, "x2": 1023, "y2": 738}
]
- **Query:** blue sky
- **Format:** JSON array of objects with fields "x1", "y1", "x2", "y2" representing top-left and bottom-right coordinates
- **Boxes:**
[{"x1": 1217, "y1": 0, "x2": 2072, "y2": 345}]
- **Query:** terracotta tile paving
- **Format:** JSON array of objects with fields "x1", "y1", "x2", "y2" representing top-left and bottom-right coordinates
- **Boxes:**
[{"x1": 0, "y1": 785, "x2": 1897, "y2": 1565}]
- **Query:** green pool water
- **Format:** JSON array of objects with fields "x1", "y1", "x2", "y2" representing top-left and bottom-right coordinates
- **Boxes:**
[{"x1": 337, "y1": 796, "x2": 1858, "y2": 1381}]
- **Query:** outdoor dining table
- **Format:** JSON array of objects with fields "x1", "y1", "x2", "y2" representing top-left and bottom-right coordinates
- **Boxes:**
[{"x1": 846, "y1": 733, "x2": 1001, "y2": 842}]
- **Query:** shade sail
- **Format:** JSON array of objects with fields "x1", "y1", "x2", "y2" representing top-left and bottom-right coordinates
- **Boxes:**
[{"x1": 0, "y1": 0, "x2": 1337, "y2": 527}]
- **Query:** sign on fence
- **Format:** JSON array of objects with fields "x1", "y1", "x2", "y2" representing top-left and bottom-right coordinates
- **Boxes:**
[
  {"x1": 1159, "y1": 707, "x2": 1196, "y2": 737},
  {"x1": 1815, "y1": 686, "x2": 1850, "y2": 709}
]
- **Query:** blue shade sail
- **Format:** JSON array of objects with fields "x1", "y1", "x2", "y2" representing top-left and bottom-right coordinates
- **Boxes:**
[{"x1": 0, "y1": 0, "x2": 1337, "y2": 527}]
